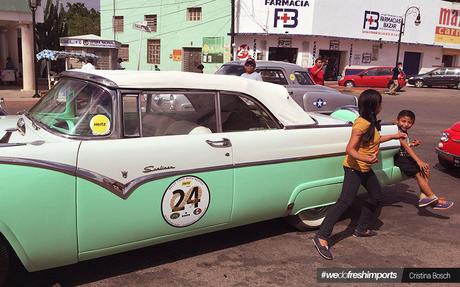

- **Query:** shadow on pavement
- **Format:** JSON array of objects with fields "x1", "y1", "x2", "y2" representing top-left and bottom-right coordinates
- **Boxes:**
[
  {"x1": 434, "y1": 163, "x2": 460, "y2": 179},
  {"x1": 328, "y1": 182, "x2": 451, "y2": 247},
  {"x1": 7, "y1": 218, "x2": 293, "y2": 287}
]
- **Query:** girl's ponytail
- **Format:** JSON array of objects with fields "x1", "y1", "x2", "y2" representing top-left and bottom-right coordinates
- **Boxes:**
[{"x1": 358, "y1": 90, "x2": 382, "y2": 144}]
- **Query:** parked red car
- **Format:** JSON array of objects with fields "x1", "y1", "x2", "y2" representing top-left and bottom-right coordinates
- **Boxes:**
[
  {"x1": 338, "y1": 66, "x2": 406, "y2": 89},
  {"x1": 436, "y1": 121, "x2": 460, "y2": 169}
]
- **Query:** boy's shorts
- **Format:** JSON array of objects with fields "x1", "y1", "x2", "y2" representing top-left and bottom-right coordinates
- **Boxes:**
[{"x1": 394, "y1": 154, "x2": 421, "y2": 177}]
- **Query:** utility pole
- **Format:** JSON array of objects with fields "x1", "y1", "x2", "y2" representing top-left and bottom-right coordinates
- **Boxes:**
[
  {"x1": 113, "y1": 0, "x2": 116, "y2": 41},
  {"x1": 230, "y1": 0, "x2": 235, "y2": 60}
]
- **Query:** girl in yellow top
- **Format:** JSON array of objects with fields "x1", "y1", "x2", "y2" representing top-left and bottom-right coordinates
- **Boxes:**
[{"x1": 313, "y1": 89, "x2": 406, "y2": 260}]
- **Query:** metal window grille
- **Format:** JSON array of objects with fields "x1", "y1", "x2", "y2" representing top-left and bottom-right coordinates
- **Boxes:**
[
  {"x1": 113, "y1": 16, "x2": 124, "y2": 32},
  {"x1": 147, "y1": 39, "x2": 160, "y2": 64},
  {"x1": 187, "y1": 7, "x2": 202, "y2": 21},
  {"x1": 119, "y1": 44, "x2": 129, "y2": 61},
  {"x1": 144, "y1": 15, "x2": 157, "y2": 32}
]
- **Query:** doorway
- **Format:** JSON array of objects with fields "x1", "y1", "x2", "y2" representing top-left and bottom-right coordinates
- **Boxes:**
[
  {"x1": 319, "y1": 50, "x2": 341, "y2": 81},
  {"x1": 442, "y1": 55, "x2": 454, "y2": 67},
  {"x1": 268, "y1": 47, "x2": 298, "y2": 63},
  {"x1": 403, "y1": 52, "x2": 421, "y2": 76},
  {"x1": 182, "y1": 48, "x2": 202, "y2": 72}
]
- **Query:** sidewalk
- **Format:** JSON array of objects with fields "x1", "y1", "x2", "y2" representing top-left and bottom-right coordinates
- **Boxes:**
[{"x1": 324, "y1": 81, "x2": 386, "y2": 95}]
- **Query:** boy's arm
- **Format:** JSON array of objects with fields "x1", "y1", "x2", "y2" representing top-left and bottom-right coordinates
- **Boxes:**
[{"x1": 380, "y1": 132, "x2": 406, "y2": 143}]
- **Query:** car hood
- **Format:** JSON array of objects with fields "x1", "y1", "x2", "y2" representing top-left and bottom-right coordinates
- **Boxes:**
[
  {"x1": 295, "y1": 84, "x2": 341, "y2": 94},
  {"x1": 451, "y1": 121, "x2": 460, "y2": 132}
]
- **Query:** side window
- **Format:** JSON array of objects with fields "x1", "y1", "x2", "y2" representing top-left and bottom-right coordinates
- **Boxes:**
[
  {"x1": 432, "y1": 69, "x2": 444, "y2": 75},
  {"x1": 366, "y1": 69, "x2": 379, "y2": 76},
  {"x1": 446, "y1": 68, "x2": 457, "y2": 75},
  {"x1": 377, "y1": 69, "x2": 392, "y2": 76},
  {"x1": 122, "y1": 95, "x2": 140, "y2": 137},
  {"x1": 259, "y1": 69, "x2": 289, "y2": 85},
  {"x1": 219, "y1": 92, "x2": 278, "y2": 132},
  {"x1": 140, "y1": 91, "x2": 216, "y2": 137}
]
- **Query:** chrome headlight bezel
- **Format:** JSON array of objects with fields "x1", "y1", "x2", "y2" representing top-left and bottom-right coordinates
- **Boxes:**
[{"x1": 440, "y1": 132, "x2": 450, "y2": 143}]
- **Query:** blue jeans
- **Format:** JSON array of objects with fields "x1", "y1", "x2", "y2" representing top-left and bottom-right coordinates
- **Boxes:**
[{"x1": 317, "y1": 167, "x2": 383, "y2": 240}]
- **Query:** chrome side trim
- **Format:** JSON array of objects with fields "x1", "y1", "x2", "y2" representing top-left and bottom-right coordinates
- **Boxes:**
[
  {"x1": 0, "y1": 157, "x2": 76, "y2": 176},
  {"x1": 0, "y1": 143, "x2": 27, "y2": 148},
  {"x1": 0, "y1": 145, "x2": 399, "y2": 200}
]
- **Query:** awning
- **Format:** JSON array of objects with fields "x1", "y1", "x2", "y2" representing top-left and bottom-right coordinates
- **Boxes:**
[{"x1": 36, "y1": 49, "x2": 99, "y2": 61}]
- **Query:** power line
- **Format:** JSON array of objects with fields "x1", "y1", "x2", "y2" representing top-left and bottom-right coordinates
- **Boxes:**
[{"x1": 119, "y1": 14, "x2": 230, "y2": 45}]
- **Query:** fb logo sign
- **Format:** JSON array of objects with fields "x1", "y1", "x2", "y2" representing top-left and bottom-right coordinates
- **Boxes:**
[
  {"x1": 363, "y1": 10, "x2": 379, "y2": 30},
  {"x1": 274, "y1": 8, "x2": 298, "y2": 28}
]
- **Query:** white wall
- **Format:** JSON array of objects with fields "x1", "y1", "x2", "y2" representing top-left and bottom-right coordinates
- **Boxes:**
[{"x1": 235, "y1": 35, "x2": 443, "y2": 74}]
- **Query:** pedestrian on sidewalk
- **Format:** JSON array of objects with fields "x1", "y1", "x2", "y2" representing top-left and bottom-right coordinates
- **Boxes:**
[
  {"x1": 240, "y1": 58, "x2": 262, "y2": 81},
  {"x1": 310, "y1": 58, "x2": 325, "y2": 85},
  {"x1": 312, "y1": 89, "x2": 406, "y2": 260},
  {"x1": 387, "y1": 62, "x2": 403, "y2": 95}
]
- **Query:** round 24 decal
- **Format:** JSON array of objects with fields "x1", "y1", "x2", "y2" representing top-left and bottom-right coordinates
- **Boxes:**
[{"x1": 161, "y1": 176, "x2": 210, "y2": 227}]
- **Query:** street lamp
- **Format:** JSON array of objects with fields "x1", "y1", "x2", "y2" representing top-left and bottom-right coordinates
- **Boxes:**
[
  {"x1": 395, "y1": 6, "x2": 421, "y2": 67},
  {"x1": 28, "y1": 0, "x2": 41, "y2": 98}
]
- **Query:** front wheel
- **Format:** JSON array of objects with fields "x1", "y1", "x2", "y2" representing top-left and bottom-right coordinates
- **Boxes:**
[
  {"x1": 286, "y1": 206, "x2": 331, "y2": 231},
  {"x1": 344, "y1": 81, "x2": 355, "y2": 88},
  {"x1": 457, "y1": 82, "x2": 460, "y2": 89},
  {"x1": 438, "y1": 155, "x2": 453, "y2": 169},
  {"x1": 415, "y1": 80, "x2": 424, "y2": 88},
  {"x1": 0, "y1": 240, "x2": 9, "y2": 287}
]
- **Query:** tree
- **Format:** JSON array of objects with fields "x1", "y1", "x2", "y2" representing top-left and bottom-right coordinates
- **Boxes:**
[
  {"x1": 36, "y1": 0, "x2": 68, "y2": 75},
  {"x1": 36, "y1": 0, "x2": 68, "y2": 52},
  {"x1": 65, "y1": 2, "x2": 100, "y2": 36}
]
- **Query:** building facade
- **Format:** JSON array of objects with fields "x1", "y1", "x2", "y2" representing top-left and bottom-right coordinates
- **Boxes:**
[
  {"x1": 100, "y1": 0, "x2": 231, "y2": 73},
  {"x1": 0, "y1": 0, "x2": 43, "y2": 90},
  {"x1": 101, "y1": 0, "x2": 460, "y2": 76},
  {"x1": 235, "y1": 0, "x2": 460, "y2": 78}
]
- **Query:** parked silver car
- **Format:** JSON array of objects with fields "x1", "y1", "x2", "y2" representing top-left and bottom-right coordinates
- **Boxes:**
[{"x1": 216, "y1": 61, "x2": 357, "y2": 114}]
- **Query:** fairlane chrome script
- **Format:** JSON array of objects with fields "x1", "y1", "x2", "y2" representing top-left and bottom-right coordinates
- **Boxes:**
[{"x1": 143, "y1": 165, "x2": 176, "y2": 173}]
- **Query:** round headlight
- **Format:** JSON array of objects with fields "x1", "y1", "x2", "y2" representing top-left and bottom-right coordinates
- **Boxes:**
[{"x1": 440, "y1": 132, "x2": 449, "y2": 142}]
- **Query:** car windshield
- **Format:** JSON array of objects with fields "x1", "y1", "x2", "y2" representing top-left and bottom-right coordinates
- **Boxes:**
[
  {"x1": 294, "y1": 71, "x2": 314, "y2": 85},
  {"x1": 29, "y1": 78, "x2": 114, "y2": 137},
  {"x1": 215, "y1": 64, "x2": 244, "y2": 76}
]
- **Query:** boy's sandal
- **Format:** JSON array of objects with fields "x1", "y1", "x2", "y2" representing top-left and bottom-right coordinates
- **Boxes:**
[
  {"x1": 432, "y1": 198, "x2": 454, "y2": 210},
  {"x1": 418, "y1": 196, "x2": 438, "y2": 208}
]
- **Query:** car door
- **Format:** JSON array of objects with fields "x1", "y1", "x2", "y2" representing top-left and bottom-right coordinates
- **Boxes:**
[
  {"x1": 377, "y1": 68, "x2": 393, "y2": 87},
  {"x1": 445, "y1": 68, "x2": 458, "y2": 86},
  {"x1": 76, "y1": 90, "x2": 234, "y2": 255},
  {"x1": 426, "y1": 68, "x2": 445, "y2": 86},
  {"x1": 216, "y1": 91, "x2": 351, "y2": 223},
  {"x1": 363, "y1": 68, "x2": 380, "y2": 87}
]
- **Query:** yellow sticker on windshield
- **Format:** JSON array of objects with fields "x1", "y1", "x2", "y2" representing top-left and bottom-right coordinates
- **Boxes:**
[
  {"x1": 90, "y1": 115, "x2": 110, "y2": 135},
  {"x1": 290, "y1": 73, "x2": 295, "y2": 81}
]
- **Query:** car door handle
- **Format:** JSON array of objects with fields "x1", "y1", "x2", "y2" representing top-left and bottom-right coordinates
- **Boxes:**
[{"x1": 206, "y1": 138, "x2": 232, "y2": 148}]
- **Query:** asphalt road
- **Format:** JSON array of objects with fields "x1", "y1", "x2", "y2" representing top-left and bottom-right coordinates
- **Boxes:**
[{"x1": 4, "y1": 86, "x2": 460, "y2": 287}]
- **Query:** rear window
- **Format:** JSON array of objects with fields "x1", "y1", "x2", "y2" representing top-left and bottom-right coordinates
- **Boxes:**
[
  {"x1": 294, "y1": 71, "x2": 314, "y2": 85},
  {"x1": 215, "y1": 65, "x2": 244, "y2": 76}
]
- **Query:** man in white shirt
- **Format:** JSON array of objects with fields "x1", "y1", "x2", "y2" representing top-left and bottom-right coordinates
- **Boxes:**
[
  {"x1": 81, "y1": 59, "x2": 96, "y2": 70},
  {"x1": 240, "y1": 58, "x2": 262, "y2": 81}
]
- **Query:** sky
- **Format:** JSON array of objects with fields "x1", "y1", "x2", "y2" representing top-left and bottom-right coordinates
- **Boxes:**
[{"x1": 63, "y1": 0, "x2": 100, "y2": 10}]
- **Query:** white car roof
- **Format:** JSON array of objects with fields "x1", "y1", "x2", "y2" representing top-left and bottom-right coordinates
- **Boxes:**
[{"x1": 66, "y1": 70, "x2": 316, "y2": 127}]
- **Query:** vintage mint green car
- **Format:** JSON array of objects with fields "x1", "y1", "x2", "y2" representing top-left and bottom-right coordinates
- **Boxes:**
[{"x1": 0, "y1": 70, "x2": 403, "y2": 283}]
